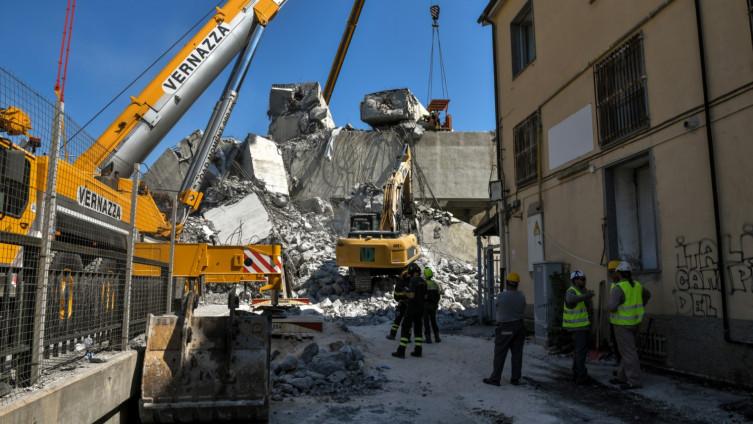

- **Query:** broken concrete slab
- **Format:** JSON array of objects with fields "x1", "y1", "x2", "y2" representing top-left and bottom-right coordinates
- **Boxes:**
[
  {"x1": 420, "y1": 220, "x2": 479, "y2": 264},
  {"x1": 239, "y1": 134, "x2": 289, "y2": 196},
  {"x1": 360, "y1": 88, "x2": 429, "y2": 127},
  {"x1": 143, "y1": 130, "x2": 202, "y2": 192},
  {"x1": 203, "y1": 192, "x2": 273, "y2": 245},
  {"x1": 143, "y1": 130, "x2": 241, "y2": 198},
  {"x1": 282, "y1": 129, "x2": 404, "y2": 202},
  {"x1": 268, "y1": 83, "x2": 335, "y2": 142},
  {"x1": 282, "y1": 129, "x2": 494, "y2": 210}
]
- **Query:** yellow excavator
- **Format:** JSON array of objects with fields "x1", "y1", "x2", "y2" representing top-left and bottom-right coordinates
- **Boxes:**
[{"x1": 335, "y1": 144, "x2": 421, "y2": 292}]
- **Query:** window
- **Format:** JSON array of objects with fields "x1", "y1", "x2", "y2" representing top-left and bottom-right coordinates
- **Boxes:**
[
  {"x1": 748, "y1": 0, "x2": 753, "y2": 46},
  {"x1": 605, "y1": 155, "x2": 659, "y2": 272},
  {"x1": 594, "y1": 34, "x2": 649, "y2": 145},
  {"x1": 513, "y1": 112, "x2": 540, "y2": 187},
  {"x1": 511, "y1": 0, "x2": 536, "y2": 76},
  {"x1": 0, "y1": 146, "x2": 31, "y2": 218}
]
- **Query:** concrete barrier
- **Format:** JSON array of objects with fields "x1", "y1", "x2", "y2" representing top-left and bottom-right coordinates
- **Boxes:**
[{"x1": 0, "y1": 352, "x2": 140, "y2": 424}]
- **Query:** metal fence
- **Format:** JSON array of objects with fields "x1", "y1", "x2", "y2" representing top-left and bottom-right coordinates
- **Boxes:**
[{"x1": 0, "y1": 67, "x2": 169, "y2": 405}]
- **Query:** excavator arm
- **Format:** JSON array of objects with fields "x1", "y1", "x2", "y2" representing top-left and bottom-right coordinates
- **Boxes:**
[{"x1": 379, "y1": 144, "x2": 414, "y2": 232}]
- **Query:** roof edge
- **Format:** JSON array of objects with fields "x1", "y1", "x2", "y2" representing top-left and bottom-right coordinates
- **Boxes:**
[{"x1": 477, "y1": 0, "x2": 504, "y2": 25}]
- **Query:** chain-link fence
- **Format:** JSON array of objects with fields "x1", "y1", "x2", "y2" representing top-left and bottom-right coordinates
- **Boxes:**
[{"x1": 0, "y1": 67, "x2": 170, "y2": 405}]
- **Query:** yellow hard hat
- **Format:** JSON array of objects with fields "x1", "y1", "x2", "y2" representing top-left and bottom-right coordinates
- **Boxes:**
[
  {"x1": 506, "y1": 272, "x2": 521, "y2": 283},
  {"x1": 607, "y1": 260, "x2": 621, "y2": 271}
]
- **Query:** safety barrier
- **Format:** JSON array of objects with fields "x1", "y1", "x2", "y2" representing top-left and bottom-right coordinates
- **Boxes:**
[{"x1": 0, "y1": 67, "x2": 169, "y2": 405}]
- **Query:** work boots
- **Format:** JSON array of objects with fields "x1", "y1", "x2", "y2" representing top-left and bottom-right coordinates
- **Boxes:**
[
  {"x1": 410, "y1": 346, "x2": 423, "y2": 357},
  {"x1": 392, "y1": 345, "x2": 406, "y2": 359},
  {"x1": 386, "y1": 329, "x2": 397, "y2": 340}
]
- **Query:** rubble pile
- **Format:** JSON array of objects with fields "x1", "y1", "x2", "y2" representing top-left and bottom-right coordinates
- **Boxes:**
[
  {"x1": 271, "y1": 341, "x2": 386, "y2": 402},
  {"x1": 155, "y1": 83, "x2": 485, "y2": 324},
  {"x1": 268, "y1": 82, "x2": 335, "y2": 143}
]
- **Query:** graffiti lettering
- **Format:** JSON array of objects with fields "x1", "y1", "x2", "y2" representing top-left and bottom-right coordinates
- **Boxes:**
[
  {"x1": 673, "y1": 225, "x2": 753, "y2": 318},
  {"x1": 674, "y1": 236, "x2": 720, "y2": 317}
]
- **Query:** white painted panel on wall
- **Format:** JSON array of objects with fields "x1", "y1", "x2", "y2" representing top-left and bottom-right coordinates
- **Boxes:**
[{"x1": 548, "y1": 104, "x2": 594, "y2": 170}]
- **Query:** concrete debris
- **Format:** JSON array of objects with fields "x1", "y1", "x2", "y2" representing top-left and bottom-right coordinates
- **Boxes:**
[
  {"x1": 271, "y1": 340, "x2": 385, "y2": 401},
  {"x1": 268, "y1": 83, "x2": 335, "y2": 143},
  {"x1": 143, "y1": 130, "x2": 241, "y2": 197},
  {"x1": 238, "y1": 134, "x2": 289, "y2": 197},
  {"x1": 418, "y1": 205, "x2": 479, "y2": 264},
  {"x1": 360, "y1": 88, "x2": 429, "y2": 128},
  {"x1": 203, "y1": 191, "x2": 273, "y2": 245}
]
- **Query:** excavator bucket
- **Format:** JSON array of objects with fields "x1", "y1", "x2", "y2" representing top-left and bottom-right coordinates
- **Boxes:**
[{"x1": 140, "y1": 296, "x2": 271, "y2": 423}]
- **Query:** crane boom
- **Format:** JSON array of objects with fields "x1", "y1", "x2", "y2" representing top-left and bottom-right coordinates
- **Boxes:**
[
  {"x1": 75, "y1": 0, "x2": 284, "y2": 179},
  {"x1": 177, "y1": 15, "x2": 266, "y2": 219},
  {"x1": 323, "y1": 0, "x2": 365, "y2": 104}
]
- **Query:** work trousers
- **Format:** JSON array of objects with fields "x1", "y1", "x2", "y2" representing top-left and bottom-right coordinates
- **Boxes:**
[
  {"x1": 489, "y1": 320, "x2": 525, "y2": 382},
  {"x1": 571, "y1": 330, "x2": 590, "y2": 381},
  {"x1": 400, "y1": 309, "x2": 424, "y2": 348},
  {"x1": 423, "y1": 302, "x2": 439, "y2": 341},
  {"x1": 390, "y1": 301, "x2": 407, "y2": 334},
  {"x1": 614, "y1": 325, "x2": 641, "y2": 385},
  {"x1": 610, "y1": 324, "x2": 622, "y2": 363}
]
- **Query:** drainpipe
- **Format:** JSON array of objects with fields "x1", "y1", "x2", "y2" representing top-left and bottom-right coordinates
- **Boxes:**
[
  {"x1": 693, "y1": 0, "x2": 751, "y2": 346},
  {"x1": 487, "y1": 19, "x2": 509, "y2": 282}
]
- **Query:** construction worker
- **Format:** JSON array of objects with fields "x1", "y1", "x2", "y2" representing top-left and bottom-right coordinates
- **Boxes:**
[
  {"x1": 563, "y1": 270, "x2": 594, "y2": 385},
  {"x1": 392, "y1": 263, "x2": 426, "y2": 358},
  {"x1": 607, "y1": 260, "x2": 622, "y2": 365},
  {"x1": 423, "y1": 266, "x2": 441, "y2": 344},
  {"x1": 608, "y1": 262, "x2": 651, "y2": 390},
  {"x1": 483, "y1": 272, "x2": 526, "y2": 386},
  {"x1": 387, "y1": 270, "x2": 411, "y2": 340}
]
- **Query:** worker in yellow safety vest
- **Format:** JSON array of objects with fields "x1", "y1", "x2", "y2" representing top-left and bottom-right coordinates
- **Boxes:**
[
  {"x1": 563, "y1": 270, "x2": 594, "y2": 385},
  {"x1": 608, "y1": 261, "x2": 651, "y2": 390}
]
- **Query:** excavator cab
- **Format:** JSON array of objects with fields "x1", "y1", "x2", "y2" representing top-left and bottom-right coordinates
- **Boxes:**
[{"x1": 349, "y1": 213, "x2": 380, "y2": 234}]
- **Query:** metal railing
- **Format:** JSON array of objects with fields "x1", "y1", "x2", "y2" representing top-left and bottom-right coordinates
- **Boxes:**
[{"x1": 0, "y1": 67, "x2": 169, "y2": 405}]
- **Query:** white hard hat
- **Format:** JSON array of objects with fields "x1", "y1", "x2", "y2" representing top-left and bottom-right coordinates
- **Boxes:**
[
  {"x1": 570, "y1": 270, "x2": 585, "y2": 280},
  {"x1": 616, "y1": 261, "x2": 632, "y2": 272}
]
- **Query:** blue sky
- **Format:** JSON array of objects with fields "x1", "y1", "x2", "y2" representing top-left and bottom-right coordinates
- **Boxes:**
[{"x1": 1, "y1": 0, "x2": 494, "y2": 166}]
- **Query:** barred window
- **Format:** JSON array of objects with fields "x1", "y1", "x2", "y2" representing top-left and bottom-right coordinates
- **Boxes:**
[
  {"x1": 594, "y1": 34, "x2": 649, "y2": 146},
  {"x1": 513, "y1": 112, "x2": 540, "y2": 187}
]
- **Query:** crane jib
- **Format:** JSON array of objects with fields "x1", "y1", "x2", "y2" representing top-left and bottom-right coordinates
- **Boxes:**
[{"x1": 162, "y1": 23, "x2": 232, "y2": 94}]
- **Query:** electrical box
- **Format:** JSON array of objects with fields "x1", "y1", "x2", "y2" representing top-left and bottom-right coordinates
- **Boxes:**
[
  {"x1": 533, "y1": 262, "x2": 565, "y2": 346},
  {"x1": 489, "y1": 180, "x2": 503, "y2": 201}
]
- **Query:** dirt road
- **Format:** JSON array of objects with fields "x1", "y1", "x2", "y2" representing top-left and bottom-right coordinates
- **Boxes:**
[{"x1": 271, "y1": 323, "x2": 751, "y2": 424}]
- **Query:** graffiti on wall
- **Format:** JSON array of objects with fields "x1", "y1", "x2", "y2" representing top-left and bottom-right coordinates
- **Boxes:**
[
  {"x1": 725, "y1": 224, "x2": 753, "y2": 295},
  {"x1": 674, "y1": 237, "x2": 719, "y2": 317},
  {"x1": 673, "y1": 225, "x2": 753, "y2": 318}
]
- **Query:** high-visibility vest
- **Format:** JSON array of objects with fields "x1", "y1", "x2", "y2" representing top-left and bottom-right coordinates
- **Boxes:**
[
  {"x1": 610, "y1": 280, "x2": 645, "y2": 326},
  {"x1": 563, "y1": 286, "x2": 590, "y2": 329},
  {"x1": 426, "y1": 279, "x2": 439, "y2": 291}
]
